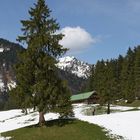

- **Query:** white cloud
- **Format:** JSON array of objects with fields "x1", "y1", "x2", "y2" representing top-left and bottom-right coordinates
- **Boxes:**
[{"x1": 59, "y1": 26, "x2": 97, "y2": 54}]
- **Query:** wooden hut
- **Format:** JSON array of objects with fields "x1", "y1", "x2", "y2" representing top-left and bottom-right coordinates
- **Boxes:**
[{"x1": 71, "y1": 91, "x2": 98, "y2": 104}]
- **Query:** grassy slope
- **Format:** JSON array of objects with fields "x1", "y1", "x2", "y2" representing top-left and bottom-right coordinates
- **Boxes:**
[
  {"x1": 2, "y1": 119, "x2": 112, "y2": 140},
  {"x1": 116, "y1": 100, "x2": 140, "y2": 107}
]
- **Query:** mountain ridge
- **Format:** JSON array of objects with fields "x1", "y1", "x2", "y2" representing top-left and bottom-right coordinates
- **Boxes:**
[
  {"x1": 0, "y1": 38, "x2": 90, "y2": 107},
  {"x1": 57, "y1": 56, "x2": 91, "y2": 79}
]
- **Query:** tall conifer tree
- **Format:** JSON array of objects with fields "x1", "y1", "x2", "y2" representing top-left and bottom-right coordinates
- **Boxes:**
[
  {"x1": 94, "y1": 60, "x2": 106, "y2": 105},
  {"x1": 13, "y1": 0, "x2": 72, "y2": 126},
  {"x1": 116, "y1": 55, "x2": 124, "y2": 99},
  {"x1": 134, "y1": 46, "x2": 140, "y2": 99},
  {"x1": 121, "y1": 48, "x2": 135, "y2": 102}
]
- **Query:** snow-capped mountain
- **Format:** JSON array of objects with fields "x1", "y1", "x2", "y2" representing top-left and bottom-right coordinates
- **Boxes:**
[
  {"x1": 57, "y1": 56, "x2": 91, "y2": 79},
  {"x1": 0, "y1": 55, "x2": 90, "y2": 92},
  {"x1": 0, "y1": 38, "x2": 89, "y2": 98}
]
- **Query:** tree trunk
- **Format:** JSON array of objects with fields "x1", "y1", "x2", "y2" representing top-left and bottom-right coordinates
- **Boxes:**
[
  {"x1": 25, "y1": 109, "x2": 28, "y2": 115},
  {"x1": 39, "y1": 111, "x2": 45, "y2": 126},
  {"x1": 107, "y1": 101, "x2": 110, "y2": 114},
  {"x1": 33, "y1": 105, "x2": 36, "y2": 111}
]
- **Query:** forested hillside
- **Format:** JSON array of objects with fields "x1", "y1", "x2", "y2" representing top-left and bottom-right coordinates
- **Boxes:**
[{"x1": 88, "y1": 46, "x2": 140, "y2": 108}]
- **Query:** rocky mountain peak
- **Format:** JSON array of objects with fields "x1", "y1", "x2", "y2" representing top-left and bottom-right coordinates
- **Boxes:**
[{"x1": 57, "y1": 56, "x2": 91, "y2": 79}]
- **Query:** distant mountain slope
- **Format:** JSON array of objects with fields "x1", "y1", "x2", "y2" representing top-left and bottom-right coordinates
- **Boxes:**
[
  {"x1": 0, "y1": 38, "x2": 24, "y2": 64},
  {"x1": 0, "y1": 38, "x2": 89, "y2": 106},
  {"x1": 0, "y1": 39, "x2": 24, "y2": 109},
  {"x1": 0, "y1": 38, "x2": 24, "y2": 91},
  {"x1": 59, "y1": 69, "x2": 87, "y2": 94}
]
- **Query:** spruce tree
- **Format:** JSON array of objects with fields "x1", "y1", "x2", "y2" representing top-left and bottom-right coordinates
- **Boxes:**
[
  {"x1": 93, "y1": 59, "x2": 118, "y2": 114},
  {"x1": 134, "y1": 46, "x2": 140, "y2": 99},
  {"x1": 116, "y1": 55, "x2": 124, "y2": 99},
  {"x1": 88, "y1": 64, "x2": 95, "y2": 90},
  {"x1": 13, "y1": 0, "x2": 72, "y2": 126},
  {"x1": 121, "y1": 48, "x2": 135, "y2": 102},
  {"x1": 105, "y1": 59, "x2": 118, "y2": 114},
  {"x1": 94, "y1": 60, "x2": 106, "y2": 105}
]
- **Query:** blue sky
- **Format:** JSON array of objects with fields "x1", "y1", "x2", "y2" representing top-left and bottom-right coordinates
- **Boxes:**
[{"x1": 0, "y1": 0, "x2": 140, "y2": 64}]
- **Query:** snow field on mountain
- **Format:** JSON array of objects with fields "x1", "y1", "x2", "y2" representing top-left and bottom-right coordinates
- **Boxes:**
[{"x1": 57, "y1": 56, "x2": 91, "y2": 78}]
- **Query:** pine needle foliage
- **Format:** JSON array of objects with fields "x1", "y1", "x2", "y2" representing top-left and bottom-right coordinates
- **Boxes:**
[{"x1": 11, "y1": 0, "x2": 72, "y2": 125}]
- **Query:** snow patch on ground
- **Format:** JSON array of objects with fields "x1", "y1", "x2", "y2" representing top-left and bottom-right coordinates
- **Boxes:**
[
  {"x1": 0, "y1": 110, "x2": 59, "y2": 133},
  {"x1": 109, "y1": 105, "x2": 134, "y2": 111},
  {"x1": 74, "y1": 104, "x2": 140, "y2": 140},
  {"x1": 0, "y1": 104, "x2": 140, "y2": 140}
]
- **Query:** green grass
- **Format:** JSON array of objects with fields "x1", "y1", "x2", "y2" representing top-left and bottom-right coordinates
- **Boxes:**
[
  {"x1": 116, "y1": 100, "x2": 140, "y2": 107},
  {"x1": 84, "y1": 105, "x2": 119, "y2": 116},
  {"x1": 84, "y1": 106, "x2": 107, "y2": 115},
  {"x1": 2, "y1": 119, "x2": 113, "y2": 140}
]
